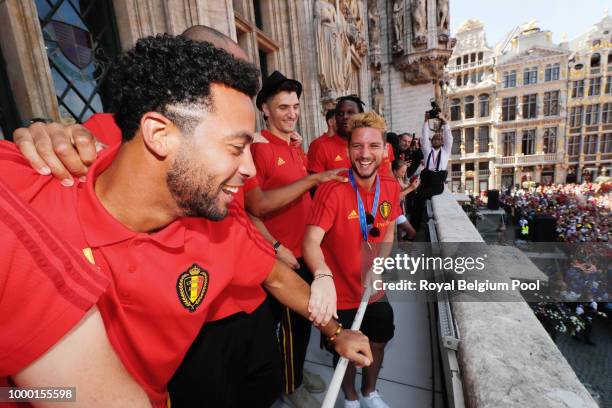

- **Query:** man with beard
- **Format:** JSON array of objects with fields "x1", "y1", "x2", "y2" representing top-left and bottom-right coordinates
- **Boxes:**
[
  {"x1": 245, "y1": 70, "x2": 331, "y2": 408},
  {"x1": 303, "y1": 112, "x2": 399, "y2": 408},
  {"x1": 308, "y1": 96, "x2": 394, "y2": 176},
  {"x1": 1, "y1": 35, "x2": 372, "y2": 407}
]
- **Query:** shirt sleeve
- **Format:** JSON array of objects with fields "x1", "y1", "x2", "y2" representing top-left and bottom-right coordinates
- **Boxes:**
[
  {"x1": 307, "y1": 182, "x2": 339, "y2": 232},
  {"x1": 227, "y1": 203, "x2": 275, "y2": 287},
  {"x1": 0, "y1": 141, "x2": 54, "y2": 200},
  {"x1": 420, "y1": 122, "x2": 431, "y2": 159},
  {"x1": 441, "y1": 124, "x2": 453, "y2": 155},
  {"x1": 250, "y1": 144, "x2": 272, "y2": 188},
  {"x1": 0, "y1": 180, "x2": 109, "y2": 376}
]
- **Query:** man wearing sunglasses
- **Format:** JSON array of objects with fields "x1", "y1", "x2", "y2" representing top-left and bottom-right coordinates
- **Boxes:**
[{"x1": 303, "y1": 112, "x2": 399, "y2": 408}]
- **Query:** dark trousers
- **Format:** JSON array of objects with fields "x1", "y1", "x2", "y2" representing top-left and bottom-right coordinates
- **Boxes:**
[
  {"x1": 411, "y1": 170, "x2": 447, "y2": 231},
  {"x1": 270, "y1": 258, "x2": 313, "y2": 394},
  {"x1": 168, "y1": 298, "x2": 282, "y2": 408}
]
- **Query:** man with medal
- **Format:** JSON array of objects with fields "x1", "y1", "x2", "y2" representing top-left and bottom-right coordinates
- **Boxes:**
[{"x1": 303, "y1": 112, "x2": 400, "y2": 408}]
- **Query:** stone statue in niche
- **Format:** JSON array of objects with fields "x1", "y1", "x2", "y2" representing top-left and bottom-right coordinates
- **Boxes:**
[
  {"x1": 392, "y1": 0, "x2": 404, "y2": 53},
  {"x1": 367, "y1": 0, "x2": 381, "y2": 67},
  {"x1": 411, "y1": 0, "x2": 427, "y2": 46},
  {"x1": 341, "y1": 0, "x2": 368, "y2": 56},
  {"x1": 314, "y1": 0, "x2": 352, "y2": 96},
  {"x1": 437, "y1": 0, "x2": 449, "y2": 41},
  {"x1": 371, "y1": 74, "x2": 384, "y2": 115}
]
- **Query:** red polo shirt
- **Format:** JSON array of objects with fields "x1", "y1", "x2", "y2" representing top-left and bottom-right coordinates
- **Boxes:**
[
  {"x1": 250, "y1": 129, "x2": 311, "y2": 258},
  {"x1": 307, "y1": 134, "x2": 349, "y2": 173},
  {"x1": 306, "y1": 132, "x2": 332, "y2": 166},
  {"x1": 0, "y1": 141, "x2": 275, "y2": 407},
  {"x1": 0, "y1": 179, "x2": 108, "y2": 383},
  {"x1": 307, "y1": 174, "x2": 400, "y2": 309},
  {"x1": 307, "y1": 134, "x2": 394, "y2": 176},
  {"x1": 78, "y1": 113, "x2": 269, "y2": 323}
]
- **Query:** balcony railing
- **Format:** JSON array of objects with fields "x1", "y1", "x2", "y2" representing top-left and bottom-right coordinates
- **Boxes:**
[
  {"x1": 478, "y1": 169, "x2": 490, "y2": 176},
  {"x1": 495, "y1": 153, "x2": 561, "y2": 165},
  {"x1": 451, "y1": 171, "x2": 462, "y2": 177},
  {"x1": 447, "y1": 58, "x2": 494, "y2": 72}
]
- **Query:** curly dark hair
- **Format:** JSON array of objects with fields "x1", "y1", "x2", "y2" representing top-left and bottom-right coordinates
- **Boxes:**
[
  {"x1": 336, "y1": 95, "x2": 366, "y2": 113},
  {"x1": 107, "y1": 34, "x2": 260, "y2": 141}
]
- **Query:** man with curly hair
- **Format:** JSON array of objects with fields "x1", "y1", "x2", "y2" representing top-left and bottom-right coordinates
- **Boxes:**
[{"x1": 0, "y1": 34, "x2": 372, "y2": 407}]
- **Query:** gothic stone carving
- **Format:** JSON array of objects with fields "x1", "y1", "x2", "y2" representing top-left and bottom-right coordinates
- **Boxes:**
[
  {"x1": 411, "y1": 0, "x2": 427, "y2": 46},
  {"x1": 437, "y1": 0, "x2": 449, "y2": 41},
  {"x1": 314, "y1": 0, "x2": 352, "y2": 98},
  {"x1": 392, "y1": 0, "x2": 404, "y2": 53}
]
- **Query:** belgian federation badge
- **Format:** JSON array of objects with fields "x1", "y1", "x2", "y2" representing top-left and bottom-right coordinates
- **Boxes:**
[
  {"x1": 379, "y1": 201, "x2": 392, "y2": 220},
  {"x1": 177, "y1": 264, "x2": 209, "y2": 312}
]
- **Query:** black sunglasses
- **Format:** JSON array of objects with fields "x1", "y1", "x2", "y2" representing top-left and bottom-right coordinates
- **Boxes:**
[{"x1": 366, "y1": 213, "x2": 380, "y2": 237}]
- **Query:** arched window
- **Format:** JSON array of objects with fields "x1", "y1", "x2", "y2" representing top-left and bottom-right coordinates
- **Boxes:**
[
  {"x1": 36, "y1": 0, "x2": 120, "y2": 123},
  {"x1": 591, "y1": 53, "x2": 601, "y2": 67},
  {"x1": 478, "y1": 94, "x2": 490, "y2": 117},
  {"x1": 464, "y1": 96, "x2": 475, "y2": 119}
]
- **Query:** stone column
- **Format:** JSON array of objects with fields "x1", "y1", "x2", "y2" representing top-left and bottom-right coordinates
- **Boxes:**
[
  {"x1": 489, "y1": 160, "x2": 495, "y2": 189},
  {"x1": 0, "y1": 0, "x2": 59, "y2": 122},
  {"x1": 534, "y1": 165, "x2": 542, "y2": 184},
  {"x1": 460, "y1": 162, "x2": 466, "y2": 192},
  {"x1": 473, "y1": 161, "x2": 479, "y2": 194}
]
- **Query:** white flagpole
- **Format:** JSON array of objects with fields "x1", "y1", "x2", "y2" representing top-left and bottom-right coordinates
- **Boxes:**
[{"x1": 321, "y1": 284, "x2": 373, "y2": 408}]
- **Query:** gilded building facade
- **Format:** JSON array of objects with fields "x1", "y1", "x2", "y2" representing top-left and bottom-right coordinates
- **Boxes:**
[
  {"x1": 0, "y1": 0, "x2": 452, "y2": 148},
  {"x1": 445, "y1": 20, "x2": 571, "y2": 192},
  {"x1": 566, "y1": 13, "x2": 612, "y2": 183}
]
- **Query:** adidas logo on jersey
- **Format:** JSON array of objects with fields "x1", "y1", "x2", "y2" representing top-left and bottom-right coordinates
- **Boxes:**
[
  {"x1": 277, "y1": 157, "x2": 286, "y2": 166},
  {"x1": 334, "y1": 155, "x2": 343, "y2": 162},
  {"x1": 348, "y1": 210, "x2": 359, "y2": 220}
]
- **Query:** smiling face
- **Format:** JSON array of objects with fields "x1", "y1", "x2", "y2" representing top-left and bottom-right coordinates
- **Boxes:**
[
  {"x1": 348, "y1": 127, "x2": 385, "y2": 181},
  {"x1": 166, "y1": 84, "x2": 256, "y2": 220},
  {"x1": 262, "y1": 91, "x2": 300, "y2": 136},
  {"x1": 399, "y1": 134, "x2": 411, "y2": 151},
  {"x1": 336, "y1": 100, "x2": 361, "y2": 139}
]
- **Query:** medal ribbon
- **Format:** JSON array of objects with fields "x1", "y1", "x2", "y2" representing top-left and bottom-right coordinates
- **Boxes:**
[{"x1": 348, "y1": 168, "x2": 380, "y2": 242}]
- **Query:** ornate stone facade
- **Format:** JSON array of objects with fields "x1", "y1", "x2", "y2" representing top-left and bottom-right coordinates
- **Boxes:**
[{"x1": 0, "y1": 0, "x2": 452, "y2": 148}]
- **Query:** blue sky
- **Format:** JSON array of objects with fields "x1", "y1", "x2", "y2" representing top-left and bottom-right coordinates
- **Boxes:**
[{"x1": 450, "y1": 0, "x2": 610, "y2": 46}]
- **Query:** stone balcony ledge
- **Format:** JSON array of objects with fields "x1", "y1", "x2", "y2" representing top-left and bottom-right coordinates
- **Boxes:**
[{"x1": 430, "y1": 188, "x2": 597, "y2": 408}]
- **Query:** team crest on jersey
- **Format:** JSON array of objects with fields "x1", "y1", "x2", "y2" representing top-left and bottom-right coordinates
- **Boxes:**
[
  {"x1": 379, "y1": 201, "x2": 392, "y2": 220},
  {"x1": 334, "y1": 155, "x2": 343, "y2": 162},
  {"x1": 348, "y1": 209, "x2": 359, "y2": 220},
  {"x1": 277, "y1": 157, "x2": 286, "y2": 166},
  {"x1": 177, "y1": 264, "x2": 209, "y2": 312}
]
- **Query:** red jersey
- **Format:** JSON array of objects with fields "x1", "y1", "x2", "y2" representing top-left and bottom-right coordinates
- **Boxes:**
[
  {"x1": 250, "y1": 129, "x2": 312, "y2": 257},
  {"x1": 0, "y1": 141, "x2": 275, "y2": 407},
  {"x1": 306, "y1": 134, "x2": 394, "y2": 175},
  {"x1": 79, "y1": 113, "x2": 269, "y2": 324},
  {"x1": 0, "y1": 179, "x2": 108, "y2": 380},
  {"x1": 307, "y1": 134, "x2": 349, "y2": 173},
  {"x1": 307, "y1": 174, "x2": 400, "y2": 309},
  {"x1": 306, "y1": 132, "x2": 332, "y2": 168}
]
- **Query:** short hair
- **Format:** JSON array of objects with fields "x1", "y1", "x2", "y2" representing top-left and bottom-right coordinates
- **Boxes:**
[
  {"x1": 392, "y1": 159, "x2": 409, "y2": 172},
  {"x1": 265, "y1": 80, "x2": 301, "y2": 106},
  {"x1": 336, "y1": 95, "x2": 366, "y2": 113},
  {"x1": 348, "y1": 111, "x2": 387, "y2": 133},
  {"x1": 107, "y1": 34, "x2": 260, "y2": 141},
  {"x1": 325, "y1": 109, "x2": 336, "y2": 121}
]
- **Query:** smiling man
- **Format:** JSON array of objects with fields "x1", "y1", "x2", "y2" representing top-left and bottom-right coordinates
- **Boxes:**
[
  {"x1": 304, "y1": 112, "x2": 400, "y2": 408},
  {"x1": 0, "y1": 35, "x2": 372, "y2": 407}
]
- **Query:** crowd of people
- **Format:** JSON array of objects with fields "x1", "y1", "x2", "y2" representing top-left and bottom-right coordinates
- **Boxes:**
[
  {"x1": 0, "y1": 24, "x2": 461, "y2": 408},
  {"x1": 500, "y1": 182, "x2": 611, "y2": 243}
]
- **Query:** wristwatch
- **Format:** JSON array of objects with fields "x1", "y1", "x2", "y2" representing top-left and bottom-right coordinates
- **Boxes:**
[
  {"x1": 272, "y1": 241, "x2": 282, "y2": 254},
  {"x1": 27, "y1": 117, "x2": 53, "y2": 125}
]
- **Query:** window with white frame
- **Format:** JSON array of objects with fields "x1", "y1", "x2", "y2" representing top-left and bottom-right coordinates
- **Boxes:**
[
  {"x1": 478, "y1": 94, "x2": 489, "y2": 117},
  {"x1": 464, "y1": 96, "x2": 475, "y2": 119},
  {"x1": 545, "y1": 63, "x2": 560, "y2": 81},
  {"x1": 572, "y1": 80, "x2": 585, "y2": 98},
  {"x1": 523, "y1": 67, "x2": 537, "y2": 85},
  {"x1": 451, "y1": 129, "x2": 461, "y2": 154},
  {"x1": 502, "y1": 131, "x2": 515, "y2": 156},
  {"x1": 543, "y1": 91, "x2": 559, "y2": 116},
  {"x1": 450, "y1": 98, "x2": 461, "y2": 121},
  {"x1": 583, "y1": 134, "x2": 598, "y2": 155},
  {"x1": 584, "y1": 104, "x2": 600, "y2": 125},
  {"x1": 503, "y1": 70, "x2": 516, "y2": 88},
  {"x1": 588, "y1": 77, "x2": 602, "y2": 96},
  {"x1": 521, "y1": 129, "x2": 536, "y2": 155},
  {"x1": 478, "y1": 126, "x2": 489, "y2": 152},
  {"x1": 465, "y1": 127, "x2": 475, "y2": 153},
  {"x1": 567, "y1": 135, "x2": 581, "y2": 157},
  {"x1": 502, "y1": 97, "x2": 517, "y2": 121},
  {"x1": 605, "y1": 76, "x2": 612, "y2": 95},
  {"x1": 522, "y1": 94, "x2": 537, "y2": 119},
  {"x1": 601, "y1": 133, "x2": 612, "y2": 154},
  {"x1": 569, "y1": 106, "x2": 583, "y2": 127},
  {"x1": 543, "y1": 127, "x2": 557, "y2": 153},
  {"x1": 602, "y1": 102, "x2": 612, "y2": 124}
]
